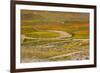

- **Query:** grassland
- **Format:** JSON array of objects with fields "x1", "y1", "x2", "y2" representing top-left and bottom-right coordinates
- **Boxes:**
[{"x1": 21, "y1": 10, "x2": 89, "y2": 63}]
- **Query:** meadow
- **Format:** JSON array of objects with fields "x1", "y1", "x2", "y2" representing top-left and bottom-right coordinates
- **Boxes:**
[{"x1": 21, "y1": 10, "x2": 89, "y2": 62}]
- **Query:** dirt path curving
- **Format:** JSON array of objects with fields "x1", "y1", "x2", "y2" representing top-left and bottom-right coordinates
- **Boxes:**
[
  {"x1": 47, "y1": 30, "x2": 72, "y2": 39},
  {"x1": 21, "y1": 30, "x2": 72, "y2": 43}
]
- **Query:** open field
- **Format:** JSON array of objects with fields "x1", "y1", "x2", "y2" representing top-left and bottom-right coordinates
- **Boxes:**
[{"x1": 21, "y1": 10, "x2": 89, "y2": 63}]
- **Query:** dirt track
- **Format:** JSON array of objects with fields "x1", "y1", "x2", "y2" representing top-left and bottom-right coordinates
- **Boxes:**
[{"x1": 21, "y1": 30, "x2": 72, "y2": 42}]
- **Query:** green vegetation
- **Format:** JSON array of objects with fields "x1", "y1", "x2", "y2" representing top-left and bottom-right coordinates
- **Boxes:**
[
  {"x1": 20, "y1": 10, "x2": 89, "y2": 63},
  {"x1": 25, "y1": 31, "x2": 60, "y2": 38}
]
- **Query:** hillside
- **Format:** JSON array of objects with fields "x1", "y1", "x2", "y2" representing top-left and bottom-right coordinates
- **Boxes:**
[{"x1": 20, "y1": 10, "x2": 90, "y2": 62}]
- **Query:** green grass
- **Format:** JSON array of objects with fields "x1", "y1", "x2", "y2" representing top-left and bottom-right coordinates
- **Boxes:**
[{"x1": 24, "y1": 31, "x2": 60, "y2": 38}]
